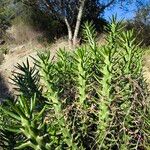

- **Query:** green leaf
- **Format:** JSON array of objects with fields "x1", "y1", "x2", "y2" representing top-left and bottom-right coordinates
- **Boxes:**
[
  {"x1": 15, "y1": 141, "x2": 36, "y2": 149},
  {"x1": 34, "y1": 105, "x2": 46, "y2": 121},
  {"x1": 5, "y1": 126, "x2": 21, "y2": 133},
  {"x1": 0, "y1": 106, "x2": 21, "y2": 121}
]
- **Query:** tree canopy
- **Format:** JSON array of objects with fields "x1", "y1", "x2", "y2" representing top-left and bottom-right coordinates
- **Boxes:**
[
  {"x1": 0, "y1": 0, "x2": 19, "y2": 39},
  {"x1": 1, "y1": 0, "x2": 150, "y2": 46},
  {"x1": 15, "y1": 0, "x2": 116, "y2": 46}
]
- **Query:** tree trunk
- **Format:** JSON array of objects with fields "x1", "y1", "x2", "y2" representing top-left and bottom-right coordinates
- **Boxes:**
[
  {"x1": 73, "y1": 0, "x2": 86, "y2": 46},
  {"x1": 64, "y1": 17, "x2": 73, "y2": 49}
]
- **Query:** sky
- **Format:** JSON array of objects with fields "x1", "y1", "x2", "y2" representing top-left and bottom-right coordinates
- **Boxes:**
[{"x1": 103, "y1": 0, "x2": 149, "y2": 21}]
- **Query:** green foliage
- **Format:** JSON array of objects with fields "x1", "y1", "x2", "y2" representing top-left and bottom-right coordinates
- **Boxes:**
[
  {"x1": 0, "y1": 18, "x2": 150, "y2": 149},
  {"x1": 126, "y1": 2, "x2": 150, "y2": 47},
  {"x1": 0, "y1": 0, "x2": 15, "y2": 38},
  {"x1": 0, "y1": 45, "x2": 8, "y2": 54},
  {"x1": 0, "y1": 95, "x2": 50, "y2": 150},
  {"x1": 0, "y1": 45, "x2": 9, "y2": 65},
  {"x1": 0, "y1": 109, "x2": 17, "y2": 150},
  {"x1": 11, "y1": 59, "x2": 42, "y2": 99},
  {"x1": 12, "y1": 4, "x2": 67, "y2": 42}
]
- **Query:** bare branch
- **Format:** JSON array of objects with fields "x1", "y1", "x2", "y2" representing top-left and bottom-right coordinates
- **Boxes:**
[{"x1": 100, "y1": 0, "x2": 116, "y2": 11}]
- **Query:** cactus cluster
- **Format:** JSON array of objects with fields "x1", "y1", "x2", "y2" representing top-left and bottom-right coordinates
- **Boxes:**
[{"x1": 0, "y1": 17, "x2": 150, "y2": 150}]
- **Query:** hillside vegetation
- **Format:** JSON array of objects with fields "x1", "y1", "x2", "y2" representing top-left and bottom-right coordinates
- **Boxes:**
[
  {"x1": 0, "y1": 1, "x2": 150, "y2": 150},
  {"x1": 0, "y1": 18, "x2": 150, "y2": 150}
]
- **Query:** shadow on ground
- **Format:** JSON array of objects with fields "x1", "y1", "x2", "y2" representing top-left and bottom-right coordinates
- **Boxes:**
[{"x1": 0, "y1": 73, "x2": 13, "y2": 102}]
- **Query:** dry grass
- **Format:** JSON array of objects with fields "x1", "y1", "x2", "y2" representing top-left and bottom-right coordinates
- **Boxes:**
[
  {"x1": 6, "y1": 23, "x2": 42, "y2": 44},
  {"x1": 97, "y1": 33, "x2": 107, "y2": 46}
]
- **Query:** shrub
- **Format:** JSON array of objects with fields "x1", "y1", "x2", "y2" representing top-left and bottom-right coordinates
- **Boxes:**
[
  {"x1": 0, "y1": 45, "x2": 8, "y2": 54},
  {"x1": 6, "y1": 22, "x2": 42, "y2": 44},
  {"x1": 0, "y1": 52, "x2": 4, "y2": 65},
  {"x1": 0, "y1": 45, "x2": 9, "y2": 65},
  {"x1": 0, "y1": 17, "x2": 150, "y2": 150},
  {"x1": 126, "y1": 21, "x2": 150, "y2": 47}
]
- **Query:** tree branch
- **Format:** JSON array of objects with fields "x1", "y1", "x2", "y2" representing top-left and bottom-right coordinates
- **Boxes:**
[
  {"x1": 104, "y1": 0, "x2": 116, "y2": 8},
  {"x1": 99, "y1": 0, "x2": 116, "y2": 11}
]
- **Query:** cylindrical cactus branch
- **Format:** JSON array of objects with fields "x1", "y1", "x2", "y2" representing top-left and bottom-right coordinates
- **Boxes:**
[{"x1": 37, "y1": 52, "x2": 78, "y2": 150}]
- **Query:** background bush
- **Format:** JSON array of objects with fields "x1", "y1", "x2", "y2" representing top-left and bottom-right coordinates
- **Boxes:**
[{"x1": 126, "y1": 21, "x2": 150, "y2": 47}]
